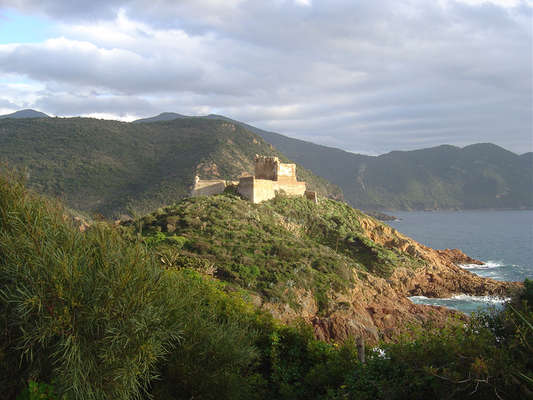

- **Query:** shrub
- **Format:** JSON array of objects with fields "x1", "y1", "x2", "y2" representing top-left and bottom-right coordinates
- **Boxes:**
[
  {"x1": 0, "y1": 172, "x2": 183, "y2": 400},
  {"x1": 339, "y1": 296, "x2": 533, "y2": 400},
  {"x1": 151, "y1": 270, "x2": 265, "y2": 400},
  {"x1": 16, "y1": 381, "x2": 59, "y2": 400}
]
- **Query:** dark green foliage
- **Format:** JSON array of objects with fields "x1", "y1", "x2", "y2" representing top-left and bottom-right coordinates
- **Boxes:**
[
  {"x1": 150, "y1": 269, "x2": 267, "y2": 400},
  {"x1": 338, "y1": 298, "x2": 533, "y2": 400},
  {"x1": 519, "y1": 278, "x2": 533, "y2": 305},
  {"x1": 0, "y1": 117, "x2": 341, "y2": 217},
  {"x1": 0, "y1": 172, "x2": 184, "y2": 399},
  {"x1": 257, "y1": 324, "x2": 358, "y2": 400},
  {"x1": 126, "y1": 194, "x2": 423, "y2": 314},
  {"x1": 16, "y1": 381, "x2": 58, "y2": 400}
]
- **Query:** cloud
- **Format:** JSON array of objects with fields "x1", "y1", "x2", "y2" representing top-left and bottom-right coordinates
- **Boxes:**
[{"x1": 0, "y1": 0, "x2": 530, "y2": 154}]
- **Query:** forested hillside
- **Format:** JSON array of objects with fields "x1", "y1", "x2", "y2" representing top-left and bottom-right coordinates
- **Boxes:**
[{"x1": 0, "y1": 117, "x2": 341, "y2": 216}]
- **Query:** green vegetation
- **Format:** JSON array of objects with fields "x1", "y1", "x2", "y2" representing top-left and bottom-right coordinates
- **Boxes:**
[
  {"x1": 0, "y1": 172, "x2": 531, "y2": 399},
  {"x1": 123, "y1": 194, "x2": 424, "y2": 313},
  {"x1": 338, "y1": 292, "x2": 533, "y2": 400},
  {"x1": 0, "y1": 171, "x2": 183, "y2": 399},
  {"x1": 0, "y1": 117, "x2": 341, "y2": 217}
]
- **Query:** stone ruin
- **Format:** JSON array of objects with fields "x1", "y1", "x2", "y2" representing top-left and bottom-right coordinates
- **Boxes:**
[{"x1": 191, "y1": 155, "x2": 317, "y2": 203}]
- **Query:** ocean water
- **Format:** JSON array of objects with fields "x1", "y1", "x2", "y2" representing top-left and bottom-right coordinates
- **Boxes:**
[{"x1": 387, "y1": 210, "x2": 533, "y2": 313}]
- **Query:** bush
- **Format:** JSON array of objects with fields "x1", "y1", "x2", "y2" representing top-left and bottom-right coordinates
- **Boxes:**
[
  {"x1": 2, "y1": 171, "x2": 531, "y2": 400},
  {"x1": 16, "y1": 381, "x2": 58, "y2": 400},
  {"x1": 151, "y1": 270, "x2": 265, "y2": 400},
  {"x1": 339, "y1": 296, "x2": 533, "y2": 400},
  {"x1": 0, "y1": 172, "x2": 183, "y2": 400}
]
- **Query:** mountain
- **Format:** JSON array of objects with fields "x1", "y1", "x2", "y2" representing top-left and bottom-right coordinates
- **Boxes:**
[
  {"x1": 132, "y1": 112, "x2": 186, "y2": 123},
  {"x1": 136, "y1": 112, "x2": 533, "y2": 210},
  {"x1": 0, "y1": 109, "x2": 49, "y2": 119},
  {"x1": 0, "y1": 117, "x2": 341, "y2": 216},
  {"x1": 345, "y1": 143, "x2": 533, "y2": 210},
  {"x1": 242, "y1": 135, "x2": 532, "y2": 211}
]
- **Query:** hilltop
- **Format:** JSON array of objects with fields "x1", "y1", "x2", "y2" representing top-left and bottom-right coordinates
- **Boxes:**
[
  {"x1": 133, "y1": 112, "x2": 186, "y2": 123},
  {"x1": 0, "y1": 109, "x2": 49, "y2": 119},
  {"x1": 0, "y1": 116, "x2": 341, "y2": 216},
  {"x1": 123, "y1": 193, "x2": 518, "y2": 342}
]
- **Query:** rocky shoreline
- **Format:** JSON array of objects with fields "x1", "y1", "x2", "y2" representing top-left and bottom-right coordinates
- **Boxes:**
[{"x1": 261, "y1": 216, "x2": 521, "y2": 344}]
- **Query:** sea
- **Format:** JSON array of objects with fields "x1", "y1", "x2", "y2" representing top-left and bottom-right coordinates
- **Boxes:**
[{"x1": 387, "y1": 210, "x2": 533, "y2": 314}]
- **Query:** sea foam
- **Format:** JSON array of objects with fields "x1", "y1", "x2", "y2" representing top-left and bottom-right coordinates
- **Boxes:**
[
  {"x1": 460, "y1": 260, "x2": 507, "y2": 270},
  {"x1": 408, "y1": 294, "x2": 510, "y2": 314},
  {"x1": 448, "y1": 294, "x2": 510, "y2": 303}
]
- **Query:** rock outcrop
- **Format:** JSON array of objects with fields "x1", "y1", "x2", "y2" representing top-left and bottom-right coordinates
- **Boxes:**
[{"x1": 262, "y1": 214, "x2": 520, "y2": 344}]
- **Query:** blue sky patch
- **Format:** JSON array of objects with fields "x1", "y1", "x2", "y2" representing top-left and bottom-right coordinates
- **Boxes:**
[{"x1": 0, "y1": 8, "x2": 55, "y2": 44}]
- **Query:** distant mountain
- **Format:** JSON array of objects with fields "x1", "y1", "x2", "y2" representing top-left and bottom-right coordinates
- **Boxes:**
[
  {"x1": 137, "y1": 112, "x2": 533, "y2": 210},
  {"x1": 260, "y1": 135, "x2": 533, "y2": 210},
  {"x1": 0, "y1": 109, "x2": 49, "y2": 119},
  {"x1": 133, "y1": 112, "x2": 186, "y2": 123},
  {"x1": 0, "y1": 117, "x2": 342, "y2": 216},
  {"x1": 347, "y1": 143, "x2": 533, "y2": 210}
]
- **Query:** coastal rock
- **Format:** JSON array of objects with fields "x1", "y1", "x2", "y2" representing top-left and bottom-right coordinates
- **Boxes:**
[
  {"x1": 262, "y1": 213, "x2": 520, "y2": 344},
  {"x1": 436, "y1": 248, "x2": 483, "y2": 265}
]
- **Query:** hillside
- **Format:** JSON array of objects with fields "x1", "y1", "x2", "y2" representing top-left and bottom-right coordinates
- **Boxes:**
[
  {"x1": 137, "y1": 112, "x2": 533, "y2": 210},
  {"x1": 0, "y1": 117, "x2": 341, "y2": 216},
  {"x1": 336, "y1": 143, "x2": 532, "y2": 210},
  {"x1": 254, "y1": 139, "x2": 533, "y2": 211},
  {"x1": 124, "y1": 193, "x2": 518, "y2": 342}
]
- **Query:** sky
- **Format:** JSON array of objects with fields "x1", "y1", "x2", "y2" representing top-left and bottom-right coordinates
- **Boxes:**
[{"x1": 0, "y1": 0, "x2": 531, "y2": 155}]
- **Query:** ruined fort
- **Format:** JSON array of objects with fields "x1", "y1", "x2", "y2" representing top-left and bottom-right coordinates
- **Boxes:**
[{"x1": 192, "y1": 155, "x2": 317, "y2": 203}]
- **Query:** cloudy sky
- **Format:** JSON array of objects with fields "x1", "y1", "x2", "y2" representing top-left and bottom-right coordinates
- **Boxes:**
[{"x1": 0, "y1": 0, "x2": 531, "y2": 154}]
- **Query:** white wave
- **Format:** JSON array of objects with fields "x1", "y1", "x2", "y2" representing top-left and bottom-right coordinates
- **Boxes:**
[
  {"x1": 409, "y1": 295, "x2": 430, "y2": 300},
  {"x1": 449, "y1": 294, "x2": 510, "y2": 303},
  {"x1": 460, "y1": 260, "x2": 506, "y2": 270},
  {"x1": 409, "y1": 294, "x2": 510, "y2": 304}
]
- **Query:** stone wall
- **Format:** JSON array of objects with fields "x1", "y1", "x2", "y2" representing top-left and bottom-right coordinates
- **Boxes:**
[
  {"x1": 191, "y1": 176, "x2": 227, "y2": 197},
  {"x1": 277, "y1": 163, "x2": 297, "y2": 183},
  {"x1": 238, "y1": 177, "x2": 278, "y2": 203},
  {"x1": 238, "y1": 177, "x2": 306, "y2": 203},
  {"x1": 193, "y1": 156, "x2": 307, "y2": 203},
  {"x1": 277, "y1": 181, "x2": 306, "y2": 197},
  {"x1": 237, "y1": 176, "x2": 255, "y2": 202},
  {"x1": 305, "y1": 190, "x2": 318, "y2": 204}
]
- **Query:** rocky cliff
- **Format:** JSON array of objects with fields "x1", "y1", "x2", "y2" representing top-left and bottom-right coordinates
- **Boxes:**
[{"x1": 264, "y1": 217, "x2": 518, "y2": 343}]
